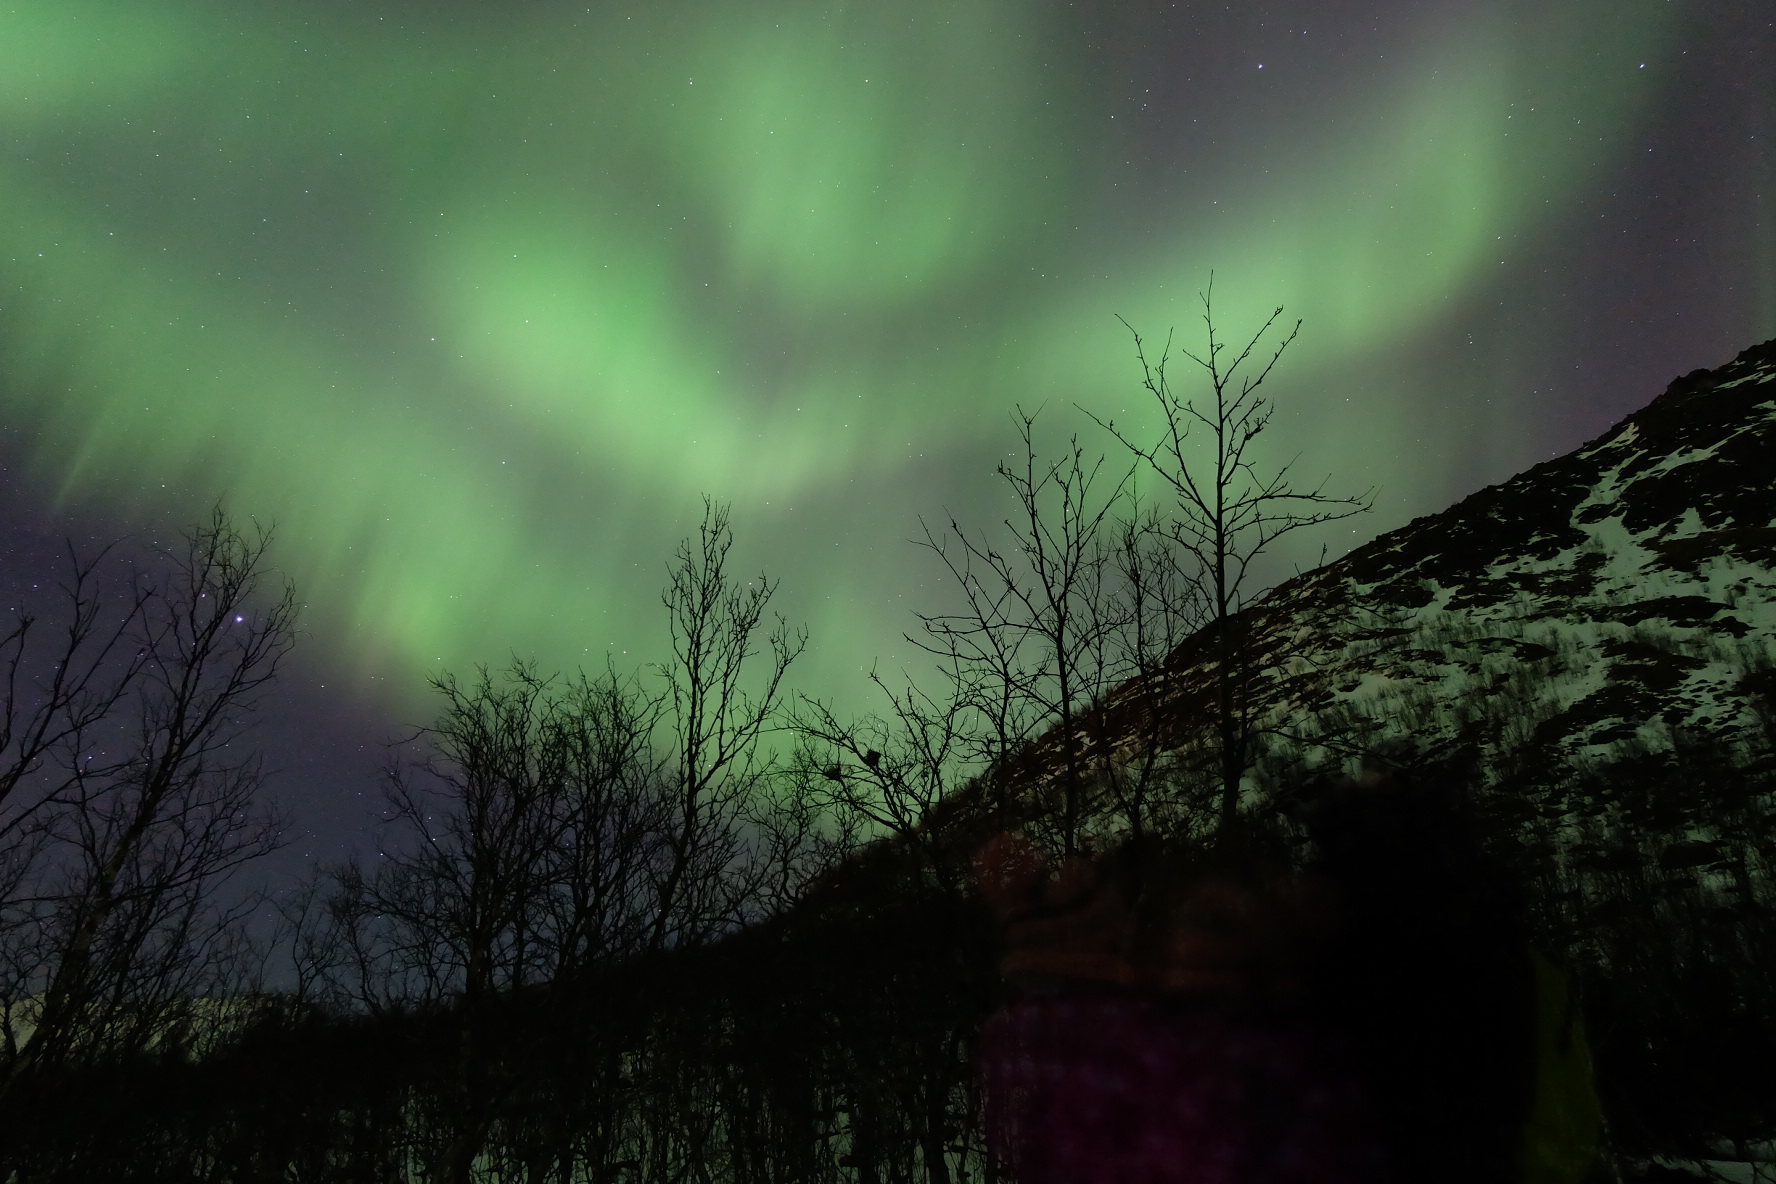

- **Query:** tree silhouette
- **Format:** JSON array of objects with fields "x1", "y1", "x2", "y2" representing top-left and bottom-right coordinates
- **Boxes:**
[
  {"x1": 0, "y1": 508, "x2": 296, "y2": 1087},
  {"x1": 649, "y1": 497, "x2": 806, "y2": 951},
  {"x1": 1091, "y1": 278, "x2": 1374, "y2": 837}
]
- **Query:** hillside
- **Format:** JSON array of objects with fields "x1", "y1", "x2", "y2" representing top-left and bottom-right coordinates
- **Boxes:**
[
  {"x1": 922, "y1": 337, "x2": 1776, "y2": 1175},
  {"x1": 1227, "y1": 336, "x2": 1773, "y2": 788},
  {"x1": 974, "y1": 338, "x2": 1776, "y2": 878}
]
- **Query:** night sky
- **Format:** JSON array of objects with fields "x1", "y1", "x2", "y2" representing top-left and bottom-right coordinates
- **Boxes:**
[{"x1": 1, "y1": 0, "x2": 1771, "y2": 864}]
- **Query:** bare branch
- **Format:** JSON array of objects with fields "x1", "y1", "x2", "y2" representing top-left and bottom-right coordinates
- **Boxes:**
[{"x1": 1090, "y1": 286, "x2": 1374, "y2": 840}]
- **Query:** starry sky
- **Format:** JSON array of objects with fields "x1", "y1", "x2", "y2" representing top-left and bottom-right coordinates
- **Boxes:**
[{"x1": 1, "y1": 0, "x2": 1771, "y2": 861}]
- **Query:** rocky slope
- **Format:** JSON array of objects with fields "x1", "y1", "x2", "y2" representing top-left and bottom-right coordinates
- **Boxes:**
[
  {"x1": 1247, "y1": 337, "x2": 1772, "y2": 773},
  {"x1": 1057, "y1": 338, "x2": 1776, "y2": 881}
]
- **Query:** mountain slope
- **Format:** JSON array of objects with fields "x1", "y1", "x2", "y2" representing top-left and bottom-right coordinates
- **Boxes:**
[
  {"x1": 761, "y1": 340, "x2": 1776, "y2": 1183},
  {"x1": 1072, "y1": 338, "x2": 1776, "y2": 839}
]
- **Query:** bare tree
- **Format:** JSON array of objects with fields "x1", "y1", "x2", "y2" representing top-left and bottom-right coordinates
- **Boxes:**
[
  {"x1": 1081, "y1": 499, "x2": 1207, "y2": 845},
  {"x1": 326, "y1": 659, "x2": 668, "y2": 1184},
  {"x1": 294, "y1": 502, "x2": 813, "y2": 1183},
  {"x1": 273, "y1": 870, "x2": 354, "y2": 1013},
  {"x1": 810, "y1": 408, "x2": 1216, "y2": 875},
  {"x1": 315, "y1": 499, "x2": 808, "y2": 997},
  {"x1": 543, "y1": 662, "x2": 671, "y2": 974},
  {"x1": 0, "y1": 548, "x2": 155, "y2": 978},
  {"x1": 374, "y1": 662, "x2": 570, "y2": 1006},
  {"x1": 744, "y1": 755, "x2": 867, "y2": 917},
  {"x1": 647, "y1": 498, "x2": 805, "y2": 951},
  {"x1": 912, "y1": 409, "x2": 1132, "y2": 858},
  {"x1": 314, "y1": 657, "x2": 675, "y2": 1019},
  {"x1": 1091, "y1": 279, "x2": 1374, "y2": 837},
  {"x1": 1, "y1": 508, "x2": 297, "y2": 1083},
  {"x1": 792, "y1": 658, "x2": 983, "y2": 892}
]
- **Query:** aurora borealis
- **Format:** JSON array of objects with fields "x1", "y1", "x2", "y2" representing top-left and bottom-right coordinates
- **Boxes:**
[{"x1": 1, "y1": 0, "x2": 1771, "y2": 844}]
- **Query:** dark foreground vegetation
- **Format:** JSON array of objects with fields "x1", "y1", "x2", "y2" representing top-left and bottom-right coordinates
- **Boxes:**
[
  {"x1": 3, "y1": 312, "x2": 1772, "y2": 1183},
  {"x1": 2, "y1": 709, "x2": 1770, "y2": 1184}
]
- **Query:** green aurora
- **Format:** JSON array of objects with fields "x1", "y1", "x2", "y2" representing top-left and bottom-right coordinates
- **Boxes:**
[{"x1": 0, "y1": 0, "x2": 1759, "y2": 718}]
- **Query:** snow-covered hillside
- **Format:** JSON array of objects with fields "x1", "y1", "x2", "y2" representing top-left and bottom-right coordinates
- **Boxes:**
[
  {"x1": 928, "y1": 337, "x2": 1776, "y2": 974},
  {"x1": 1245, "y1": 336, "x2": 1775, "y2": 781}
]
